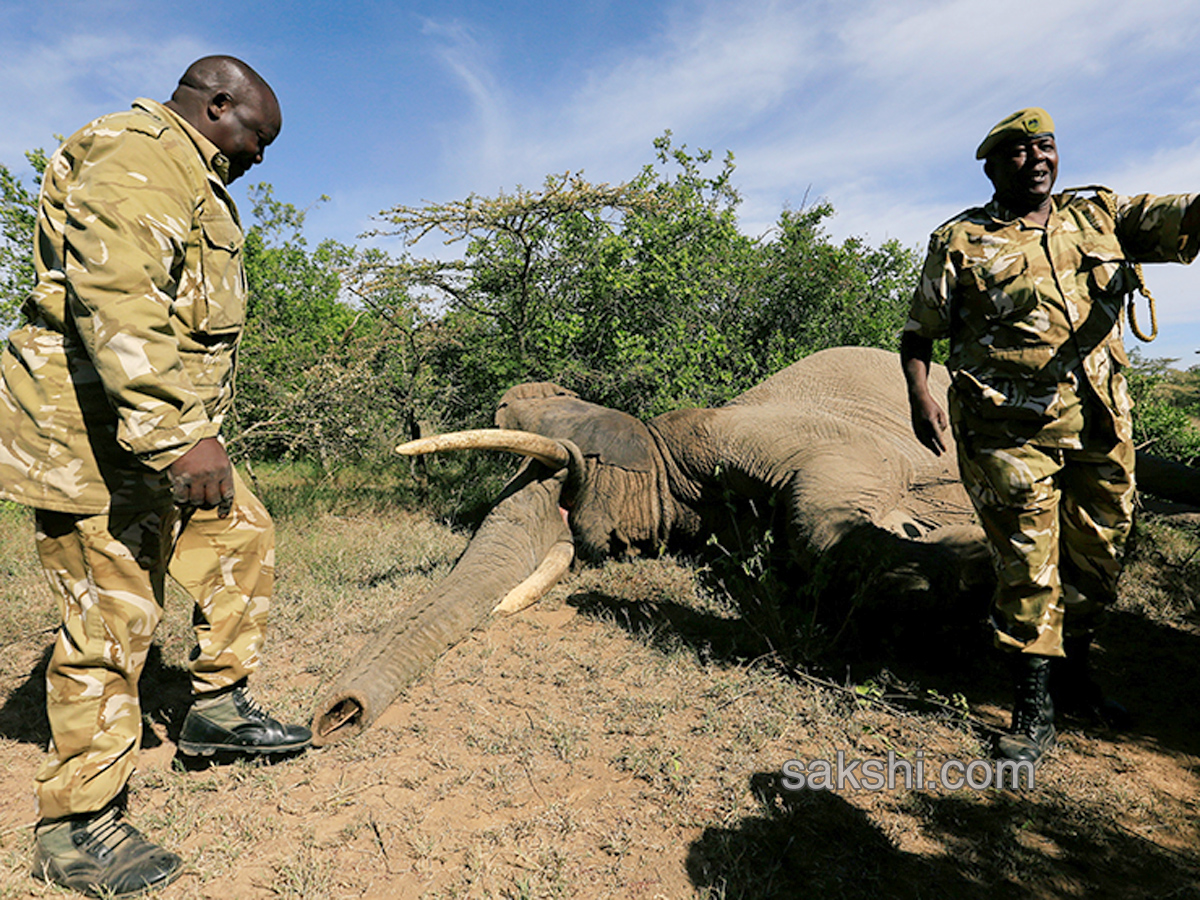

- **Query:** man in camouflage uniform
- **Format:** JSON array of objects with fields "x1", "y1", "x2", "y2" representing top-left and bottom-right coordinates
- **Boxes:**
[
  {"x1": 0, "y1": 57, "x2": 311, "y2": 897},
  {"x1": 901, "y1": 108, "x2": 1200, "y2": 766}
]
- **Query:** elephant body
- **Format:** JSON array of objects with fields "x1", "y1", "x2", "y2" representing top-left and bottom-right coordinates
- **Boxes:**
[
  {"x1": 312, "y1": 346, "x2": 1200, "y2": 744},
  {"x1": 654, "y1": 345, "x2": 975, "y2": 553}
]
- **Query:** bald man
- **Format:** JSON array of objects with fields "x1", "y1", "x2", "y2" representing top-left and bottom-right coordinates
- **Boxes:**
[{"x1": 0, "y1": 56, "x2": 310, "y2": 897}]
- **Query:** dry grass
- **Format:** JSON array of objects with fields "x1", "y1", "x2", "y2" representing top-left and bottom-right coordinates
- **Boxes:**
[{"x1": 1, "y1": 471, "x2": 1198, "y2": 899}]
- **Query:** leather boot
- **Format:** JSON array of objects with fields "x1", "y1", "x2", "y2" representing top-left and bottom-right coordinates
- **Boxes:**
[
  {"x1": 996, "y1": 654, "x2": 1056, "y2": 766},
  {"x1": 178, "y1": 681, "x2": 312, "y2": 758},
  {"x1": 1051, "y1": 633, "x2": 1130, "y2": 729},
  {"x1": 31, "y1": 802, "x2": 183, "y2": 898}
]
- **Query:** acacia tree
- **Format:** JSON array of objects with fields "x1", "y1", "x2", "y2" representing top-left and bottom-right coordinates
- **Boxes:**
[
  {"x1": 368, "y1": 134, "x2": 923, "y2": 425},
  {"x1": 368, "y1": 168, "x2": 657, "y2": 425},
  {"x1": 369, "y1": 135, "x2": 768, "y2": 424}
]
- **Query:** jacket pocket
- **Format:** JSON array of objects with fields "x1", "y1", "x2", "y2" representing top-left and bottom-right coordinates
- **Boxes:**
[
  {"x1": 964, "y1": 252, "x2": 1035, "y2": 319},
  {"x1": 197, "y1": 215, "x2": 246, "y2": 333}
]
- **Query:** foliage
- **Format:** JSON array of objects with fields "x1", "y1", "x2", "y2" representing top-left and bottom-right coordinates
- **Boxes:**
[
  {"x1": 1127, "y1": 350, "x2": 1200, "y2": 465},
  {"x1": 563, "y1": 136, "x2": 762, "y2": 415},
  {"x1": 372, "y1": 133, "x2": 918, "y2": 427},
  {"x1": 0, "y1": 150, "x2": 47, "y2": 330},
  {"x1": 747, "y1": 203, "x2": 918, "y2": 379},
  {"x1": 231, "y1": 184, "x2": 428, "y2": 470},
  {"x1": 369, "y1": 164, "x2": 658, "y2": 424}
]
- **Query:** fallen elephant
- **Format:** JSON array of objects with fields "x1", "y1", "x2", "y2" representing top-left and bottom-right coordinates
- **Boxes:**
[{"x1": 310, "y1": 345, "x2": 1200, "y2": 745}]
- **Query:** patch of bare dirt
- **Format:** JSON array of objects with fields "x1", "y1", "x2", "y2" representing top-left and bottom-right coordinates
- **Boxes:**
[{"x1": 1, "y1": 510, "x2": 1198, "y2": 899}]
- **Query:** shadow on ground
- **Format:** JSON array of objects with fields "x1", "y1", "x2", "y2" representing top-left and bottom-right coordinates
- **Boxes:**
[
  {"x1": 685, "y1": 771, "x2": 1200, "y2": 900},
  {"x1": 568, "y1": 555, "x2": 1200, "y2": 762},
  {"x1": 0, "y1": 643, "x2": 193, "y2": 749}
]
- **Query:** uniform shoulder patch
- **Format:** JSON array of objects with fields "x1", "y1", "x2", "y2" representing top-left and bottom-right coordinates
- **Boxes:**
[
  {"x1": 931, "y1": 206, "x2": 990, "y2": 239},
  {"x1": 125, "y1": 118, "x2": 169, "y2": 139},
  {"x1": 1056, "y1": 184, "x2": 1113, "y2": 205}
]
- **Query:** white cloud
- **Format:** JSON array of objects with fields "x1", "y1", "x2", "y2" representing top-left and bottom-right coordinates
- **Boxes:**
[
  {"x1": 0, "y1": 32, "x2": 207, "y2": 164},
  {"x1": 424, "y1": 0, "x2": 822, "y2": 193},
  {"x1": 558, "y1": 1, "x2": 819, "y2": 156},
  {"x1": 421, "y1": 17, "x2": 516, "y2": 189},
  {"x1": 414, "y1": 0, "x2": 1200, "y2": 248}
]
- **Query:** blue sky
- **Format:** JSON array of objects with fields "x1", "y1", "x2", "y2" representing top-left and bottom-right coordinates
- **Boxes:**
[{"x1": 4, "y1": 0, "x2": 1200, "y2": 365}]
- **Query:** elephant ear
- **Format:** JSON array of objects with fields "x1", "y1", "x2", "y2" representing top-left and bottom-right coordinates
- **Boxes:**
[
  {"x1": 497, "y1": 383, "x2": 658, "y2": 474},
  {"x1": 495, "y1": 382, "x2": 670, "y2": 557}
]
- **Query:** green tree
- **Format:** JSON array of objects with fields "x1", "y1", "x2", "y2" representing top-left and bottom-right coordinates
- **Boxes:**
[
  {"x1": 231, "y1": 184, "x2": 449, "y2": 472},
  {"x1": 232, "y1": 184, "x2": 387, "y2": 466},
  {"x1": 370, "y1": 168, "x2": 654, "y2": 426},
  {"x1": 371, "y1": 134, "x2": 764, "y2": 423},
  {"x1": 749, "y1": 202, "x2": 919, "y2": 376},
  {"x1": 1127, "y1": 350, "x2": 1200, "y2": 464},
  {"x1": 0, "y1": 150, "x2": 47, "y2": 330},
  {"x1": 561, "y1": 134, "x2": 762, "y2": 415},
  {"x1": 370, "y1": 133, "x2": 923, "y2": 427}
]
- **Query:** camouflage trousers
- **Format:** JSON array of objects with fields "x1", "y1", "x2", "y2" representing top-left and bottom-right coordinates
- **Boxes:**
[
  {"x1": 33, "y1": 470, "x2": 274, "y2": 819},
  {"x1": 955, "y1": 435, "x2": 1136, "y2": 657}
]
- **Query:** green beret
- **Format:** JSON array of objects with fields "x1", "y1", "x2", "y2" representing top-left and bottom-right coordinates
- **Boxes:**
[{"x1": 975, "y1": 107, "x2": 1055, "y2": 159}]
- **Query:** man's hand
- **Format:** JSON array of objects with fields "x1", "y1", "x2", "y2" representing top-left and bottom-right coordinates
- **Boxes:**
[
  {"x1": 909, "y1": 392, "x2": 949, "y2": 456},
  {"x1": 900, "y1": 331, "x2": 949, "y2": 456},
  {"x1": 168, "y1": 437, "x2": 235, "y2": 517}
]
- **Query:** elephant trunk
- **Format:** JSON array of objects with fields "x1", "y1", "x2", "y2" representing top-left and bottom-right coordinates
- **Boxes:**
[{"x1": 311, "y1": 465, "x2": 572, "y2": 746}]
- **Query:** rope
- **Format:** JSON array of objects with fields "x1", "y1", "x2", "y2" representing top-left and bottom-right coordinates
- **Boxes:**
[{"x1": 1096, "y1": 189, "x2": 1158, "y2": 341}]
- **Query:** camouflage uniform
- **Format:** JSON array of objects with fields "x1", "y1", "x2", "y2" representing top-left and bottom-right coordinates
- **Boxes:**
[
  {"x1": 0, "y1": 99, "x2": 273, "y2": 817},
  {"x1": 905, "y1": 188, "x2": 1200, "y2": 654}
]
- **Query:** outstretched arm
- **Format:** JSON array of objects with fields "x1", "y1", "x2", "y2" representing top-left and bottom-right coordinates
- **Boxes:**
[{"x1": 901, "y1": 331, "x2": 948, "y2": 456}]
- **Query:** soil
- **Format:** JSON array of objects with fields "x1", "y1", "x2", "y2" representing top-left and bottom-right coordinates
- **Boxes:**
[{"x1": 0, "y1": 510, "x2": 1198, "y2": 899}]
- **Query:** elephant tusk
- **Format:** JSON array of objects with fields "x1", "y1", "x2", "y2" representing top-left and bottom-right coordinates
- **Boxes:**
[
  {"x1": 396, "y1": 429, "x2": 571, "y2": 470},
  {"x1": 492, "y1": 538, "x2": 575, "y2": 615}
]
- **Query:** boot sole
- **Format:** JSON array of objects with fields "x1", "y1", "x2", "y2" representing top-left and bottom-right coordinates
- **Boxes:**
[
  {"x1": 32, "y1": 852, "x2": 184, "y2": 899},
  {"x1": 176, "y1": 739, "x2": 311, "y2": 758}
]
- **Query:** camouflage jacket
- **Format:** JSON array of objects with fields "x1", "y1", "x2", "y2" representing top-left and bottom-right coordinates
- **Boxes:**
[
  {"x1": 905, "y1": 188, "x2": 1200, "y2": 447},
  {"x1": 0, "y1": 99, "x2": 246, "y2": 513}
]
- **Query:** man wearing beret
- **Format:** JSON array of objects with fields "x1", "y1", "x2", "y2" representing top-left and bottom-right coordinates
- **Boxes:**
[{"x1": 900, "y1": 108, "x2": 1200, "y2": 766}]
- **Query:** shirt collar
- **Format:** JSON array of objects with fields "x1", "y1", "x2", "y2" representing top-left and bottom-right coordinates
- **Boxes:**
[
  {"x1": 984, "y1": 195, "x2": 1060, "y2": 230},
  {"x1": 132, "y1": 98, "x2": 233, "y2": 184}
]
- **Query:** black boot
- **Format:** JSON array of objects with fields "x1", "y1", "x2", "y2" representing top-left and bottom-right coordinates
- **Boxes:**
[
  {"x1": 31, "y1": 802, "x2": 183, "y2": 898},
  {"x1": 996, "y1": 654, "x2": 1056, "y2": 766},
  {"x1": 178, "y1": 682, "x2": 312, "y2": 758},
  {"x1": 1051, "y1": 634, "x2": 1130, "y2": 729}
]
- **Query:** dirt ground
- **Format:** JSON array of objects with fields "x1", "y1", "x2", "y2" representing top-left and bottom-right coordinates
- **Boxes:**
[{"x1": 0, "y1": 502, "x2": 1198, "y2": 899}]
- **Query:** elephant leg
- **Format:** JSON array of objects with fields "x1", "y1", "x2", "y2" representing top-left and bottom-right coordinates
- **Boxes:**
[{"x1": 782, "y1": 466, "x2": 987, "y2": 651}]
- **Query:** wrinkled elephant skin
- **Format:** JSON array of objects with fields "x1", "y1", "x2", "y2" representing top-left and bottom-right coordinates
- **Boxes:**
[{"x1": 312, "y1": 346, "x2": 1200, "y2": 744}]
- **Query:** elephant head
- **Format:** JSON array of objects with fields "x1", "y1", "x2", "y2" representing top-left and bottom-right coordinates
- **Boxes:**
[{"x1": 311, "y1": 346, "x2": 1200, "y2": 745}]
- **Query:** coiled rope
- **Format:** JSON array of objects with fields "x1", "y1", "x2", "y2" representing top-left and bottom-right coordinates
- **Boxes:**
[{"x1": 1096, "y1": 188, "x2": 1158, "y2": 341}]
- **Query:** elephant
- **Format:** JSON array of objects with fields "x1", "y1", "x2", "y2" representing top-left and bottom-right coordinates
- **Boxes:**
[{"x1": 310, "y1": 345, "x2": 1200, "y2": 745}]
